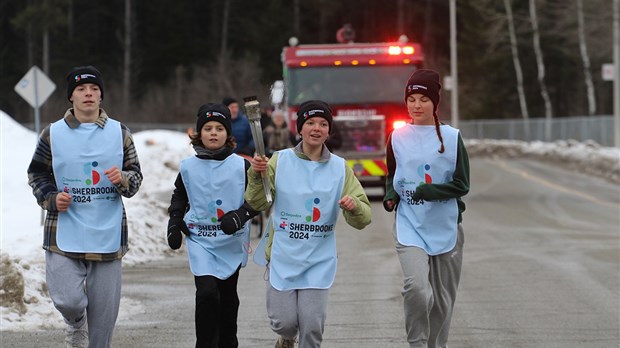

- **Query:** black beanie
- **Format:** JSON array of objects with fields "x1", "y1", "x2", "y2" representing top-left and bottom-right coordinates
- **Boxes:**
[
  {"x1": 296, "y1": 100, "x2": 333, "y2": 134},
  {"x1": 66, "y1": 66, "x2": 104, "y2": 102},
  {"x1": 404, "y1": 69, "x2": 441, "y2": 114},
  {"x1": 222, "y1": 97, "x2": 237, "y2": 107},
  {"x1": 196, "y1": 103, "x2": 232, "y2": 135}
]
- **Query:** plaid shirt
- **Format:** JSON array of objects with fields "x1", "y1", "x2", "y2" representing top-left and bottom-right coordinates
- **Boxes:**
[{"x1": 27, "y1": 109, "x2": 143, "y2": 261}]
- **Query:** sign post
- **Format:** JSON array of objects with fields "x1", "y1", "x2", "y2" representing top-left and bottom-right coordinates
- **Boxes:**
[
  {"x1": 14, "y1": 66, "x2": 56, "y2": 225},
  {"x1": 449, "y1": 0, "x2": 459, "y2": 128},
  {"x1": 14, "y1": 66, "x2": 56, "y2": 135}
]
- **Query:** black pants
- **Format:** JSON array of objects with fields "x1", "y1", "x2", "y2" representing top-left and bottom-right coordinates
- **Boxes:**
[{"x1": 194, "y1": 267, "x2": 240, "y2": 348}]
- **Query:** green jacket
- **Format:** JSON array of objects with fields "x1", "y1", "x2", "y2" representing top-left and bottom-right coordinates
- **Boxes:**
[{"x1": 245, "y1": 143, "x2": 372, "y2": 260}]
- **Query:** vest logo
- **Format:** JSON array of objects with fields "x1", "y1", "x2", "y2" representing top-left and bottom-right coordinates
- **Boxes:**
[
  {"x1": 417, "y1": 163, "x2": 432, "y2": 184},
  {"x1": 207, "y1": 199, "x2": 225, "y2": 223},
  {"x1": 280, "y1": 220, "x2": 288, "y2": 229},
  {"x1": 304, "y1": 197, "x2": 321, "y2": 222},
  {"x1": 83, "y1": 161, "x2": 100, "y2": 185},
  {"x1": 397, "y1": 178, "x2": 416, "y2": 187}
]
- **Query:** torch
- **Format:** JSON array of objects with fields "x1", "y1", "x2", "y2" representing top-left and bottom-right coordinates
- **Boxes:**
[{"x1": 243, "y1": 96, "x2": 273, "y2": 203}]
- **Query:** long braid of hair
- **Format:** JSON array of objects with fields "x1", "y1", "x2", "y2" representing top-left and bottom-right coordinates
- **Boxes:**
[{"x1": 433, "y1": 113, "x2": 445, "y2": 153}]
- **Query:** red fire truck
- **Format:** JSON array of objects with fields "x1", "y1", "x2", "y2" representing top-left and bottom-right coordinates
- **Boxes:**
[{"x1": 277, "y1": 37, "x2": 424, "y2": 192}]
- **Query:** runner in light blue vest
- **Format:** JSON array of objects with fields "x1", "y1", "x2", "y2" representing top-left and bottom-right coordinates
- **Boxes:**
[
  {"x1": 180, "y1": 154, "x2": 250, "y2": 278},
  {"x1": 269, "y1": 148, "x2": 344, "y2": 291},
  {"x1": 246, "y1": 100, "x2": 372, "y2": 348},
  {"x1": 51, "y1": 119, "x2": 123, "y2": 253},
  {"x1": 166, "y1": 102, "x2": 260, "y2": 348},
  {"x1": 392, "y1": 124, "x2": 459, "y2": 255},
  {"x1": 27, "y1": 65, "x2": 143, "y2": 348},
  {"x1": 384, "y1": 69, "x2": 470, "y2": 348}
]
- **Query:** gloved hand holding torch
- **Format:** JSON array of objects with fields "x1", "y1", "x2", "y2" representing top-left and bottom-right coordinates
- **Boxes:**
[{"x1": 243, "y1": 96, "x2": 273, "y2": 203}]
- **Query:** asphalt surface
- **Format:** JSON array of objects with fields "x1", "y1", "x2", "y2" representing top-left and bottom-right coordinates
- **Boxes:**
[{"x1": 2, "y1": 158, "x2": 619, "y2": 347}]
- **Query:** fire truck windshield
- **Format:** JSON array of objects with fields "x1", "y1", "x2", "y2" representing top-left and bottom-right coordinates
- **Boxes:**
[{"x1": 287, "y1": 65, "x2": 416, "y2": 105}]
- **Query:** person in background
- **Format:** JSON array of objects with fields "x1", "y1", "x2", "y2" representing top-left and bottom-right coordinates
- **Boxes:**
[
  {"x1": 261, "y1": 106, "x2": 275, "y2": 133},
  {"x1": 246, "y1": 100, "x2": 372, "y2": 348},
  {"x1": 383, "y1": 69, "x2": 470, "y2": 348},
  {"x1": 222, "y1": 97, "x2": 255, "y2": 157},
  {"x1": 265, "y1": 109, "x2": 296, "y2": 156},
  {"x1": 166, "y1": 102, "x2": 260, "y2": 348},
  {"x1": 27, "y1": 65, "x2": 143, "y2": 348}
]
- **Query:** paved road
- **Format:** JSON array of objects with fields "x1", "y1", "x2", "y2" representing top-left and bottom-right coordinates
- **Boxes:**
[{"x1": 2, "y1": 158, "x2": 619, "y2": 347}]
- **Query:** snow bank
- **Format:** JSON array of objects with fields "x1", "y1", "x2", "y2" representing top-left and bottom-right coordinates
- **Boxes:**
[{"x1": 466, "y1": 139, "x2": 620, "y2": 184}]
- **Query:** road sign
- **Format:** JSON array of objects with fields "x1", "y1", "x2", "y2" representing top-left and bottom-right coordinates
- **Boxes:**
[
  {"x1": 602, "y1": 63, "x2": 615, "y2": 81},
  {"x1": 14, "y1": 66, "x2": 56, "y2": 108},
  {"x1": 443, "y1": 75, "x2": 453, "y2": 91}
]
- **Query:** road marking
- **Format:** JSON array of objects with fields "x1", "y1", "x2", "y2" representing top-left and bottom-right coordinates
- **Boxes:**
[{"x1": 496, "y1": 160, "x2": 619, "y2": 209}]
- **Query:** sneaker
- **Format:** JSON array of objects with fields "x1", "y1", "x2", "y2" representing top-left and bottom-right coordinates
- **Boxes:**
[
  {"x1": 274, "y1": 336, "x2": 296, "y2": 348},
  {"x1": 65, "y1": 320, "x2": 88, "y2": 348}
]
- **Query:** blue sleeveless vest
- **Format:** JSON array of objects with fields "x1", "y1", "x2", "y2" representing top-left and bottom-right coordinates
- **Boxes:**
[
  {"x1": 180, "y1": 154, "x2": 250, "y2": 279},
  {"x1": 269, "y1": 149, "x2": 345, "y2": 290},
  {"x1": 392, "y1": 125, "x2": 459, "y2": 255},
  {"x1": 50, "y1": 119, "x2": 123, "y2": 253}
]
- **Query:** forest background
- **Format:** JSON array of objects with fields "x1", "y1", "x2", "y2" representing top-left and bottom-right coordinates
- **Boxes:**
[{"x1": 0, "y1": 0, "x2": 616, "y2": 127}]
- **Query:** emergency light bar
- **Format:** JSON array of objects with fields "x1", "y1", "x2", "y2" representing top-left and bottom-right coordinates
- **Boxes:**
[
  {"x1": 296, "y1": 46, "x2": 415, "y2": 57},
  {"x1": 284, "y1": 42, "x2": 423, "y2": 68}
]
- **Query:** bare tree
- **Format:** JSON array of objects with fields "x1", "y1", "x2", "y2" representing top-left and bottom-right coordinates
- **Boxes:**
[
  {"x1": 122, "y1": 0, "x2": 132, "y2": 116},
  {"x1": 67, "y1": 0, "x2": 73, "y2": 39},
  {"x1": 27, "y1": 20, "x2": 34, "y2": 67},
  {"x1": 576, "y1": 0, "x2": 596, "y2": 115},
  {"x1": 397, "y1": 0, "x2": 405, "y2": 35},
  {"x1": 319, "y1": 0, "x2": 328, "y2": 42},
  {"x1": 218, "y1": 0, "x2": 232, "y2": 93},
  {"x1": 529, "y1": 0, "x2": 552, "y2": 140},
  {"x1": 293, "y1": 0, "x2": 300, "y2": 37},
  {"x1": 541, "y1": 0, "x2": 611, "y2": 116},
  {"x1": 503, "y1": 0, "x2": 529, "y2": 133},
  {"x1": 423, "y1": 0, "x2": 435, "y2": 63},
  {"x1": 220, "y1": 0, "x2": 230, "y2": 56},
  {"x1": 42, "y1": 29, "x2": 49, "y2": 74},
  {"x1": 12, "y1": 0, "x2": 66, "y2": 73},
  {"x1": 216, "y1": 52, "x2": 234, "y2": 96}
]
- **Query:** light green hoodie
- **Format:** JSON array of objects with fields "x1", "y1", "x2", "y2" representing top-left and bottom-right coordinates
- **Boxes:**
[{"x1": 245, "y1": 143, "x2": 372, "y2": 261}]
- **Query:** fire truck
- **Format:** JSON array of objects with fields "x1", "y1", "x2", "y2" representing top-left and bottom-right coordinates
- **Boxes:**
[{"x1": 276, "y1": 35, "x2": 424, "y2": 193}]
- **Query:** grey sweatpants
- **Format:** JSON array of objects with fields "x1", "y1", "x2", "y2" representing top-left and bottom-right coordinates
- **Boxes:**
[
  {"x1": 395, "y1": 224, "x2": 464, "y2": 348},
  {"x1": 266, "y1": 283, "x2": 329, "y2": 348},
  {"x1": 46, "y1": 251, "x2": 122, "y2": 348}
]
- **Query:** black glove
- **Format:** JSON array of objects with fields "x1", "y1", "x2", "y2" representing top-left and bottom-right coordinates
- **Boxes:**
[
  {"x1": 167, "y1": 215, "x2": 190, "y2": 250},
  {"x1": 218, "y1": 203, "x2": 259, "y2": 235}
]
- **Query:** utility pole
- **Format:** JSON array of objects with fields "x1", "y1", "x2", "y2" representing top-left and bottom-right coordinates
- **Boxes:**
[
  {"x1": 450, "y1": 0, "x2": 458, "y2": 128},
  {"x1": 614, "y1": 0, "x2": 619, "y2": 147}
]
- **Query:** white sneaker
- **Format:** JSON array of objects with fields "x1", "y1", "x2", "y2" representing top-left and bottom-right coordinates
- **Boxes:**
[
  {"x1": 65, "y1": 319, "x2": 88, "y2": 348},
  {"x1": 274, "y1": 336, "x2": 296, "y2": 348}
]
